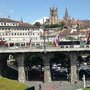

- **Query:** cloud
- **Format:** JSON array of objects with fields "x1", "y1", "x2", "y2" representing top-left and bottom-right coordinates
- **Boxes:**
[{"x1": 32, "y1": 16, "x2": 49, "y2": 24}]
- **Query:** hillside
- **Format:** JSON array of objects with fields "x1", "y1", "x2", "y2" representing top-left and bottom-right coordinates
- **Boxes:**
[{"x1": 0, "y1": 77, "x2": 28, "y2": 90}]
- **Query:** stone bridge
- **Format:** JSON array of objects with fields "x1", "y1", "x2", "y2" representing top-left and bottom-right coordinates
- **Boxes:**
[{"x1": 0, "y1": 46, "x2": 90, "y2": 85}]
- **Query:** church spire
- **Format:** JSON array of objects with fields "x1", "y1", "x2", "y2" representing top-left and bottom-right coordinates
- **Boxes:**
[
  {"x1": 64, "y1": 7, "x2": 69, "y2": 20},
  {"x1": 20, "y1": 17, "x2": 23, "y2": 23}
]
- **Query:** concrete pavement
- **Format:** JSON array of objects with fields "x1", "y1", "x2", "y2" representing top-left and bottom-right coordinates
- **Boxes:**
[{"x1": 26, "y1": 81, "x2": 83, "y2": 90}]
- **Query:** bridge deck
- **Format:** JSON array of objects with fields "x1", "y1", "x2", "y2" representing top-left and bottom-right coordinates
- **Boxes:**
[{"x1": 0, "y1": 45, "x2": 90, "y2": 53}]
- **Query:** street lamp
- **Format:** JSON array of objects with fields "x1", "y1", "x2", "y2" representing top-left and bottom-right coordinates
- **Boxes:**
[
  {"x1": 83, "y1": 74, "x2": 86, "y2": 88},
  {"x1": 25, "y1": 66, "x2": 29, "y2": 81},
  {"x1": 43, "y1": 20, "x2": 46, "y2": 54},
  {"x1": 28, "y1": 31, "x2": 32, "y2": 47}
]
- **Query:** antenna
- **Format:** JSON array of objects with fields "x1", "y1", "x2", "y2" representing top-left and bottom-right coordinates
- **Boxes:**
[
  {"x1": 8, "y1": 15, "x2": 10, "y2": 18},
  {"x1": 20, "y1": 17, "x2": 23, "y2": 23}
]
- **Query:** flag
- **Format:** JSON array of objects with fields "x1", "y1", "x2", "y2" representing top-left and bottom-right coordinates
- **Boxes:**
[
  {"x1": 29, "y1": 39, "x2": 31, "y2": 46},
  {"x1": 1, "y1": 39, "x2": 5, "y2": 46},
  {"x1": 86, "y1": 33, "x2": 90, "y2": 44},
  {"x1": 53, "y1": 40, "x2": 58, "y2": 47},
  {"x1": 53, "y1": 34, "x2": 61, "y2": 47}
]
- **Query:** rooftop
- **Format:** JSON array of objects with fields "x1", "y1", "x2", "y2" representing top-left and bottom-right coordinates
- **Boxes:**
[
  {"x1": 0, "y1": 18, "x2": 18, "y2": 22},
  {"x1": 0, "y1": 18, "x2": 37, "y2": 28}
]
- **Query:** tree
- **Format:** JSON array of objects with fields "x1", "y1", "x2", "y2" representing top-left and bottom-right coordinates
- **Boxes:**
[
  {"x1": 50, "y1": 53, "x2": 70, "y2": 68},
  {"x1": 29, "y1": 54, "x2": 43, "y2": 66},
  {"x1": 34, "y1": 22, "x2": 41, "y2": 27}
]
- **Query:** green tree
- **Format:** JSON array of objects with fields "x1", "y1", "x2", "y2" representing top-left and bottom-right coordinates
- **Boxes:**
[
  {"x1": 50, "y1": 53, "x2": 70, "y2": 68},
  {"x1": 34, "y1": 22, "x2": 41, "y2": 27},
  {"x1": 29, "y1": 54, "x2": 43, "y2": 66}
]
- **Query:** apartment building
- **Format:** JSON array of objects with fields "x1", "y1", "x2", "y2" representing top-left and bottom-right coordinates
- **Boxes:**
[{"x1": 0, "y1": 18, "x2": 43, "y2": 47}]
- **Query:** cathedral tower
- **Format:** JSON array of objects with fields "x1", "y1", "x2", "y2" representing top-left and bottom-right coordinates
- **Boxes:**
[
  {"x1": 64, "y1": 7, "x2": 70, "y2": 20},
  {"x1": 49, "y1": 6, "x2": 58, "y2": 25}
]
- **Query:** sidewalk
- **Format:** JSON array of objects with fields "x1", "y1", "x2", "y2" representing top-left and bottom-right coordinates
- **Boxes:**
[{"x1": 26, "y1": 81, "x2": 83, "y2": 90}]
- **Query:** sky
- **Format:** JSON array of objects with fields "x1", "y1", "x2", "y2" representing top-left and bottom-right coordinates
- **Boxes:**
[{"x1": 0, "y1": 0, "x2": 90, "y2": 23}]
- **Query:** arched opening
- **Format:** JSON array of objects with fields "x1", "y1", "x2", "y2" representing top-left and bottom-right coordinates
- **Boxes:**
[
  {"x1": 25, "y1": 54, "x2": 44, "y2": 81},
  {"x1": 6, "y1": 54, "x2": 18, "y2": 80},
  {"x1": 50, "y1": 53, "x2": 70, "y2": 81},
  {"x1": 77, "y1": 55, "x2": 90, "y2": 80}
]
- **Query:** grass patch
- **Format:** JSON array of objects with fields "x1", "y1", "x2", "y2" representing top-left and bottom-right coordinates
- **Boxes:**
[
  {"x1": 83, "y1": 88, "x2": 90, "y2": 90},
  {"x1": 0, "y1": 77, "x2": 28, "y2": 90}
]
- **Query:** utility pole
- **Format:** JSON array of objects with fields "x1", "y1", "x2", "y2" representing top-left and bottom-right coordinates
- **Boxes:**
[
  {"x1": 25, "y1": 66, "x2": 29, "y2": 81},
  {"x1": 43, "y1": 19, "x2": 46, "y2": 54},
  {"x1": 83, "y1": 74, "x2": 86, "y2": 88}
]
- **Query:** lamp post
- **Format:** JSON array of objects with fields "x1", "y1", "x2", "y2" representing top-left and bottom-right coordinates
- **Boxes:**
[
  {"x1": 28, "y1": 31, "x2": 32, "y2": 47},
  {"x1": 43, "y1": 20, "x2": 46, "y2": 54},
  {"x1": 83, "y1": 74, "x2": 86, "y2": 88},
  {"x1": 25, "y1": 66, "x2": 29, "y2": 81}
]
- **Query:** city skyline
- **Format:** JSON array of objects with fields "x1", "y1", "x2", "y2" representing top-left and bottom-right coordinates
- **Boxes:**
[{"x1": 0, "y1": 0, "x2": 90, "y2": 23}]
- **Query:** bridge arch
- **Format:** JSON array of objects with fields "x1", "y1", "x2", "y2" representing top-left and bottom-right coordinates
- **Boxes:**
[
  {"x1": 24, "y1": 54, "x2": 44, "y2": 81},
  {"x1": 0, "y1": 54, "x2": 9, "y2": 77},
  {"x1": 50, "y1": 52, "x2": 70, "y2": 81}
]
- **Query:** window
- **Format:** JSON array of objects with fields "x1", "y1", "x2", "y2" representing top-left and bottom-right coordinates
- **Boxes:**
[
  {"x1": 8, "y1": 33, "x2": 10, "y2": 35},
  {"x1": 4, "y1": 23, "x2": 6, "y2": 25},
  {"x1": 5, "y1": 28, "x2": 7, "y2": 30},
  {"x1": 20, "y1": 33, "x2": 22, "y2": 35},
  {"x1": 23, "y1": 38, "x2": 25, "y2": 41},
  {"x1": 13, "y1": 23, "x2": 15, "y2": 25},
  {"x1": 17, "y1": 33, "x2": 19, "y2": 35},
  {"x1": 3, "y1": 38, "x2": 5, "y2": 40},
  {"x1": 23, "y1": 33, "x2": 24, "y2": 35},
  {"x1": 14, "y1": 33, "x2": 16, "y2": 35},
  {"x1": 2, "y1": 33, "x2": 4, "y2": 35},
  {"x1": 25, "y1": 33, "x2": 27, "y2": 35},
  {"x1": 8, "y1": 28, "x2": 10, "y2": 30},
  {"x1": 1, "y1": 23, "x2": 3, "y2": 25}
]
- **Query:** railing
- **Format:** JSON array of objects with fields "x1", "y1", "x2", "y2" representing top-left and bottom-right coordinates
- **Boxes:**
[
  {"x1": 0, "y1": 44, "x2": 90, "y2": 53},
  {"x1": 59, "y1": 45, "x2": 90, "y2": 48}
]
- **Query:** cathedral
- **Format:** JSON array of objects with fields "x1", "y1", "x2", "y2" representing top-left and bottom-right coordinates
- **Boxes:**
[
  {"x1": 49, "y1": 7, "x2": 58, "y2": 25},
  {"x1": 46, "y1": 6, "x2": 90, "y2": 30},
  {"x1": 47, "y1": 6, "x2": 70, "y2": 25}
]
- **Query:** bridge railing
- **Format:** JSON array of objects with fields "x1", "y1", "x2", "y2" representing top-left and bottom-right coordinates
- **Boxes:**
[
  {"x1": 0, "y1": 44, "x2": 90, "y2": 50},
  {"x1": 57, "y1": 45, "x2": 90, "y2": 49}
]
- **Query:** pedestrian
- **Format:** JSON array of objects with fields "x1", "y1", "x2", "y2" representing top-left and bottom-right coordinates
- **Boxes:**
[
  {"x1": 60, "y1": 81, "x2": 62, "y2": 86},
  {"x1": 74, "y1": 80, "x2": 77, "y2": 84},
  {"x1": 39, "y1": 84, "x2": 42, "y2": 90}
]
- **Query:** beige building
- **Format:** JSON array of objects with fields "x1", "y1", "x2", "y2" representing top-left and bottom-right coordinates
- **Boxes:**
[
  {"x1": 49, "y1": 7, "x2": 58, "y2": 25},
  {"x1": 0, "y1": 18, "x2": 44, "y2": 47}
]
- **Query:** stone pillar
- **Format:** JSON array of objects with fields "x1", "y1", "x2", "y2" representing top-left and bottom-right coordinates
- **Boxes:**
[
  {"x1": 0, "y1": 54, "x2": 2, "y2": 76},
  {"x1": 0, "y1": 54, "x2": 8, "y2": 77},
  {"x1": 17, "y1": 53, "x2": 26, "y2": 83},
  {"x1": 42, "y1": 53, "x2": 52, "y2": 83},
  {"x1": 70, "y1": 52, "x2": 78, "y2": 84}
]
